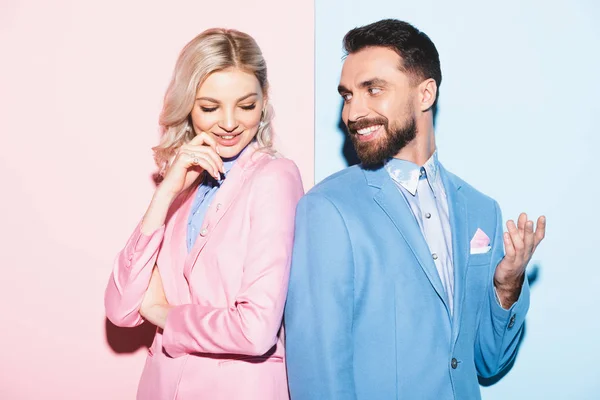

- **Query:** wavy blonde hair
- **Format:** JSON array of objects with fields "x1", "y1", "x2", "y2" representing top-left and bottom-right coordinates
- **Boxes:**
[{"x1": 153, "y1": 28, "x2": 274, "y2": 174}]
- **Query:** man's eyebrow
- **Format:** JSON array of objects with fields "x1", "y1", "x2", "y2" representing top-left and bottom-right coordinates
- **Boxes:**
[
  {"x1": 358, "y1": 78, "x2": 388, "y2": 88},
  {"x1": 338, "y1": 78, "x2": 389, "y2": 94},
  {"x1": 337, "y1": 84, "x2": 350, "y2": 94}
]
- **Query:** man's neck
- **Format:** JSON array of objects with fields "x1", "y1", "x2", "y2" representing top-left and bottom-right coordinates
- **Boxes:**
[{"x1": 393, "y1": 118, "x2": 436, "y2": 166}]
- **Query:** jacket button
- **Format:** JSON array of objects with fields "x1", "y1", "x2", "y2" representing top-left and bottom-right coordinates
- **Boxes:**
[
  {"x1": 451, "y1": 358, "x2": 458, "y2": 369},
  {"x1": 508, "y1": 315, "x2": 516, "y2": 329}
]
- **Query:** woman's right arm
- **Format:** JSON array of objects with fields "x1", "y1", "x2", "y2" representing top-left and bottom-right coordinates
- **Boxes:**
[
  {"x1": 104, "y1": 189, "x2": 174, "y2": 328},
  {"x1": 104, "y1": 133, "x2": 224, "y2": 327}
]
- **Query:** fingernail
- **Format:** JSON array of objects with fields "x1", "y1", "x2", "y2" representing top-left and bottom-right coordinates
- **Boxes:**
[{"x1": 216, "y1": 146, "x2": 220, "y2": 155}]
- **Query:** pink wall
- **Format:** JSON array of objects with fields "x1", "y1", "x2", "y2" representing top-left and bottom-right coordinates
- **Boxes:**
[{"x1": 0, "y1": 1, "x2": 313, "y2": 398}]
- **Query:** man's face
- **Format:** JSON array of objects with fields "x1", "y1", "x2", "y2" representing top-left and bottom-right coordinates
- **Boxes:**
[{"x1": 338, "y1": 46, "x2": 418, "y2": 166}]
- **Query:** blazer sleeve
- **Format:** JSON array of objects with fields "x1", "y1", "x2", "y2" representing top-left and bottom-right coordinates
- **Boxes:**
[
  {"x1": 104, "y1": 220, "x2": 166, "y2": 327},
  {"x1": 285, "y1": 193, "x2": 357, "y2": 400},
  {"x1": 161, "y1": 159, "x2": 304, "y2": 358},
  {"x1": 474, "y1": 201, "x2": 530, "y2": 378}
]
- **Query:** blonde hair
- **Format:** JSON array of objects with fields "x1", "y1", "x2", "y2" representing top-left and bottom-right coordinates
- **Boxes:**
[{"x1": 153, "y1": 28, "x2": 274, "y2": 174}]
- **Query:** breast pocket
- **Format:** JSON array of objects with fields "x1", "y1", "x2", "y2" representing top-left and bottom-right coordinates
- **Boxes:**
[{"x1": 468, "y1": 252, "x2": 492, "y2": 267}]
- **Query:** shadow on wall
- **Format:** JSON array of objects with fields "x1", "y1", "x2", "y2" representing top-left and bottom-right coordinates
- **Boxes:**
[
  {"x1": 105, "y1": 318, "x2": 155, "y2": 354},
  {"x1": 336, "y1": 100, "x2": 440, "y2": 167}
]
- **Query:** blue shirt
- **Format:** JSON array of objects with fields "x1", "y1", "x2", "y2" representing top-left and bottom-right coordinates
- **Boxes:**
[
  {"x1": 186, "y1": 151, "x2": 242, "y2": 252},
  {"x1": 385, "y1": 151, "x2": 455, "y2": 313}
]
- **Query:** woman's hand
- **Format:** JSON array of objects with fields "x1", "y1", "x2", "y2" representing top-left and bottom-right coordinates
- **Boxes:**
[
  {"x1": 140, "y1": 132, "x2": 224, "y2": 234},
  {"x1": 158, "y1": 132, "x2": 225, "y2": 199}
]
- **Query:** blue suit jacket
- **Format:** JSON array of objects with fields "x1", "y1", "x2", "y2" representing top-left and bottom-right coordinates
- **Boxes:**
[{"x1": 285, "y1": 163, "x2": 530, "y2": 400}]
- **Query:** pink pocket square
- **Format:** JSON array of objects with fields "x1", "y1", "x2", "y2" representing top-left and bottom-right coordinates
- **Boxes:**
[{"x1": 470, "y1": 228, "x2": 491, "y2": 254}]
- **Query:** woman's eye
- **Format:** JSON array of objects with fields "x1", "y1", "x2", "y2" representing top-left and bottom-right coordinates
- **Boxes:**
[
  {"x1": 240, "y1": 103, "x2": 256, "y2": 111},
  {"x1": 200, "y1": 106, "x2": 217, "y2": 112}
]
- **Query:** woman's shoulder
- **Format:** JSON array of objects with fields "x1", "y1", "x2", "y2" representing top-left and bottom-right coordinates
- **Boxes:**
[
  {"x1": 248, "y1": 151, "x2": 303, "y2": 190},
  {"x1": 251, "y1": 151, "x2": 300, "y2": 176}
]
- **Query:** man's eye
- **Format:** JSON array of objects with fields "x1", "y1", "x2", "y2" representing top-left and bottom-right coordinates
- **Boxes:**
[
  {"x1": 368, "y1": 87, "x2": 382, "y2": 95},
  {"x1": 342, "y1": 93, "x2": 352, "y2": 102}
]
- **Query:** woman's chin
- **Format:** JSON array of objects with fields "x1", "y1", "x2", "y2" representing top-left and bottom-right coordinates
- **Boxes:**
[{"x1": 218, "y1": 136, "x2": 256, "y2": 159}]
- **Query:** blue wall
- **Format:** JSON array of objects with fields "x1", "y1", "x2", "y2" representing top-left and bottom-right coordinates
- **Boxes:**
[{"x1": 314, "y1": 1, "x2": 600, "y2": 398}]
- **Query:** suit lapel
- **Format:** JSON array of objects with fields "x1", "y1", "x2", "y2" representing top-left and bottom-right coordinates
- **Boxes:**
[
  {"x1": 367, "y1": 167, "x2": 451, "y2": 317},
  {"x1": 439, "y1": 166, "x2": 470, "y2": 341}
]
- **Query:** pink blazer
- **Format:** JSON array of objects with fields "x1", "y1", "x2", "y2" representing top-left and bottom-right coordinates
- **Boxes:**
[{"x1": 105, "y1": 144, "x2": 304, "y2": 400}]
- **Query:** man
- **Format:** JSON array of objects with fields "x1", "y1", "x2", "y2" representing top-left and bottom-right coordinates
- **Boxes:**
[{"x1": 285, "y1": 19, "x2": 546, "y2": 399}]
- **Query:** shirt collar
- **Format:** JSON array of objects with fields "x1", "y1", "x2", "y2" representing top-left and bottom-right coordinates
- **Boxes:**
[
  {"x1": 214, "y1": 143, "x2": 250, "y2": 185},
  {"x1": 384, "y1": 151, "x2": 440, "y2": 196}
]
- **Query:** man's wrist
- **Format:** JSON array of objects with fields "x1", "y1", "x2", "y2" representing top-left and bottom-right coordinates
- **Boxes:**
[{"x1": 494, "y1": 274, "x2": 525, "y2": 309}]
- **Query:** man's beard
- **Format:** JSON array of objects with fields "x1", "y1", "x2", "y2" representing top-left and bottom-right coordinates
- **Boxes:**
[{"x1": 348, "y1": 115, "x2": 417, "y2": 168}]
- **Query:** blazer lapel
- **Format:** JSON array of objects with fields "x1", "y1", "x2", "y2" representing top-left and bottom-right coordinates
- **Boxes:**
[
  {"x1": 183, "y1": 144, "x2": 264, "y2": 277},
  {"x1": 366, "y1": 166, "x2": 451, "y2": 318},
  {"x1": 439, "y1": 165, "x2": 470, "y2": 341}
]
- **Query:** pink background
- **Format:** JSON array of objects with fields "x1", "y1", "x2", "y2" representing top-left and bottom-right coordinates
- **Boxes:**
[{"x1": 0, "y1": 1, "x2": 314, "y2": 398}]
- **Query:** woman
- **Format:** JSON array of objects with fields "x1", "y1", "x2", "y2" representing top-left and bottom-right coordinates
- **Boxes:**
[{"x1": 105, "y1": 28, "x2": 304, "y2": 399}]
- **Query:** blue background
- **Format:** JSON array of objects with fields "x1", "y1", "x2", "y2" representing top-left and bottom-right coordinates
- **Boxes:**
[{"x1": 314, "y1": 0, "x2": 600, "y2": 398}]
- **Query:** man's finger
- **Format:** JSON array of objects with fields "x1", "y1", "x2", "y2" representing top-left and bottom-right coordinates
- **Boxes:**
[
  {"x1": 523, "y1": 220, "x2": 535, "y2": 256},
  {"x1": 507, "y1": 220, "x2": 524, "y2": 256},
  {"x1": 517, "y1": 213, "x2": 527, "y2": 239},
  {"x1": 503, "y1": 231, "x2": 516, "y2": 261},
  {"x1": 533, "y1": 215, "x2": 547, "y2": 251},
  {"x1": 506, "y1": 219, "x2": 523, "y2": 252}
]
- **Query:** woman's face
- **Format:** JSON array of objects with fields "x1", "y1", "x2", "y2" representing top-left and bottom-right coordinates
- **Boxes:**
[{"x1": 190, "y1": 68, "x2": 265, "y2": 159}]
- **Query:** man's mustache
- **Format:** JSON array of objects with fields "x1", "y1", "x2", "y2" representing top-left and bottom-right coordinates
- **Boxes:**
[{"x1": 347, "y1": 117, "x2": 388, "y2": 134}]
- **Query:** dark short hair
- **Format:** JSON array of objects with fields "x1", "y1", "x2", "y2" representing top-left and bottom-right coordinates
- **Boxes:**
[{"x1": 343, "y1": 19, "x2": 442, "y2": 104}]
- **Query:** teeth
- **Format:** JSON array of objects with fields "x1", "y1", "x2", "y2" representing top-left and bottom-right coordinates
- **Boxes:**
[
  {"x1": 221, "y1": 135, "x2": 234, "y2": 140},
  {"x1": 357, "y1": 125, "x2": 382, "y2": 135}
]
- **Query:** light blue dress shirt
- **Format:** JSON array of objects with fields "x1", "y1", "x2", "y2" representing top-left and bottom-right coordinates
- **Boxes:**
[
  {"x1": 186, "y1": 150, "x2": 243, "y2": 252},
  {"x1": 385, "y1": 151, "x2": 455, "y2": 313}
]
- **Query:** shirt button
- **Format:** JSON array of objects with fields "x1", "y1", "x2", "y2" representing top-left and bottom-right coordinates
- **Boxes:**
[
  {"x1": 425, "y1": 212, "x2": 432, "y2": 219},
  {"x1": 420, "y1": 168, "x2": 426, "y2": 176},
  {"x1": 432, "y1": 253, "x2": 438, "y2": 260},
  {"x1": 451, "y1": 358, "x2": 458, "y2": 369},
  {"x1": 200, "y1": 228, "x2": 208, "y2": 237}
]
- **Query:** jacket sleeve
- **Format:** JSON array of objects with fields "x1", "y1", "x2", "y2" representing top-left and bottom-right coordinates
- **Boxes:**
[
  {"x1": 104, "y1": 220, "x2": 165, "y2": 327},
  {"x1": 285, "y1": 193, "x2": 357, "y2": 400},
  {"x1": 161, "y1": 159, "x2": 304, "y2": 357},
  {"x1": 474, "y1": 201, "x2": 530, "y2": 378}
]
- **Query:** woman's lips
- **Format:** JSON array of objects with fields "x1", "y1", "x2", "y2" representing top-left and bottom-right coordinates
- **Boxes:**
[{"x1": 213, "y1": 132, "x2": 243, "y2": 147}]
